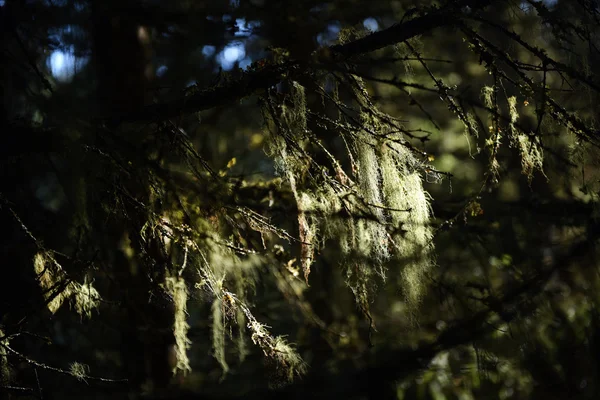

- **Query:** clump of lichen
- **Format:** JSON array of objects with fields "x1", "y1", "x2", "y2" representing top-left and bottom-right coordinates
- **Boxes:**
[
  {"x1": 178, "y1": 217, "x2": 305, "y2": 383},
  {"x1": 507, "y1": 96, "x2": 545, "y2": 184},
  {"x1": 69, "y1": 362, "x2": 90, "y2": 383},
  {"x1": 346, "y1": 76, "x2": 434, "y2": 312},
  {"x1": 380, "y1": 141, "x2": 434, "y2": 308},
  {"x1": 263, "y1": 72, "x2": 435, "y2": 320},
  {"x1": 0, "y1": 328, "x2": 10, "y2": 387},
  {"x1": 164, "y1": 275, "x2": 192, "y2": 375},
  {"x1": 264, "y1": 81, "x2": 317, "y2": 283},
  {"x1": 34, "y1": 252, "x2": 101, "y2": 318}
]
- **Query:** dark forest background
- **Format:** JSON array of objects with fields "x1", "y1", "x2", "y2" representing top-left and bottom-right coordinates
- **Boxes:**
[{"x1": 2, "y1": 0, "x2": 600, "y2": 399}]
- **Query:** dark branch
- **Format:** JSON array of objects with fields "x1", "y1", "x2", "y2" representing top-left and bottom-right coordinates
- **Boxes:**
[
  {"x1": 114, "y1": 0, "x2": 495, "y2": 125},
  {"x1": 329, "y1": 0, "x2": 492, "y2": 57}
]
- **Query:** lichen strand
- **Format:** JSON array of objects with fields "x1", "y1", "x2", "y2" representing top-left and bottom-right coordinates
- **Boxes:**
[
  {"x1": 507, "y1": 96, "x2": 546, "y2": 184},
  {"x1": 355, "y1": 131, "x2": 389, "y2": 275},
  {"x1": 507, "y1": 96, "x2": 519, "y2": 137},
  {"x1": 34, "y1": 252, "x2": 101, "y2": 318},
  {"x1": 463, "y1": 112, "x2": 481, "y2": 157},
  {"x1": 344, "y1": 260, "x2": 376, "y2": 324},
  {"x1": 266, "y1": 81, "x2": 316, "y2": 282},
  {"x1": 69, "y1": 362, "x2": 90, "y2": 382},
  {"x1": 516, "y1": 134, "x2": 545, "y2": 184},
  {"x1": 246, "y1": 319, "x2": 307, "y2": 387},
  {"x1": 348, "y1": 77, "x2": 434, "y2": 312},
  {"x1": 211, "y1": 297, "x2": 229, "y2": 376},
  {"x1": 482, "y1": 86, "x2": 495, "y2": 110},
  {"x1": 269, "y1": 337, "x2": 308, "y2": 387},
  {"x1": 164, "y1": 275, "x2": 191, "y2": 375},
  {"x1": 263, "y1": 72, "x2": 435, "y2": 322},
  {"x1": 0, "y1": 328, "x2": 9, "y2": 387},
  {"x1": 191, "y1": 225, "x2": 305, "y2": 382},
  {"x1": 380, "y1": 142, "x2": 434, "y2": 308},
  {"x1": 295, "y1": 189, "x2": 316, "y2": 283},
  {"x1": 72, "y1": 279, "x2": 102, "y2": 319}
]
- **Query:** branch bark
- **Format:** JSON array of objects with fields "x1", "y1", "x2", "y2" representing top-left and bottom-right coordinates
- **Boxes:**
[{"x1": 114, "y1": 0, "x2": 494, "y2": 124}]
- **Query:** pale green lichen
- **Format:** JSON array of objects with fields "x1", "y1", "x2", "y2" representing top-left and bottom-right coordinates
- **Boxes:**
[
  {"x1": 482, "y1": 86, "x2": 494, "y2": 110},
  {"x1": 341, "y1": 76, "x2": 434, "y2": 313},
  {"x1": 380, "y1": 142, "x2": 434, "y2": 309},
  {"x1": 507, "y1": 96, "x2": 518, "y2": 137},
  {"x1": 482, "y1": 86, "x2": 502, "y2": 184},
  {"x1": 265, "y1": 81, "x2": 317, "y2": 282},
  {"x1": 270, "y1": 337, "x2": 308, "y2": 385},
  {"x1": 246, "y1": 318, "x2": 307, "y2": 386},
  {"x1": 506, "y1": 96, "x2": 546, "y2": 183},
  {"x1": 34, "y1": 252, "x2": 101, "y2": 318},
  {"x1": 164, "y1": 275, "x2": 191, "y2": 375},
  {"x1": 262, "y1": 68, "x2": 435, "y2": 326},
  {"x1": 0, "y1": 328, "x2": 9, "y2": 387},
  {"x1": 211, "y1": 297, "x2": 229, "y2": 376},
  {"x1": 69, "y1": 362, "x2": 89, "y2": 383},
  {"x1": 356, "y1": 132, "x2": 390, "y2": 270},
  {"x1": 192, "y1": 228, "x2": 305, "y2": 382},
  {"x1": 516, "y1": 133, "x2": 545, "y2": 184},
  {"x1": 72, "y1": 279, "x2": 101, "y2": 319},
  {"x1": 463, "y1": 112, "x2": 480, "y2": 157},
  {"x1": 34, "y1": 252, "x2": 71, "y2": 314}
]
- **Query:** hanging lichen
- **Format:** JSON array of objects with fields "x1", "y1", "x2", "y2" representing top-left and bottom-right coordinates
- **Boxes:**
[
  {"x1": 355, "y1": 124, "x2": 390, "y2": 276},
  {"x1": 69, "y1": 362, "x2": 90, "y2": 383},
  {"x1": 186, "y1": 220, "x2": 305, "y2": 382},
  {"x1": 34, "y1": 252, "x2": 101, "y2": 318},
  {"x1": 482, "y1": 86, "x2": 502, "y2": 184},
  {"x1": 341, "y1": 74, "x2": 434, "y2": 314},
  {"x1": 0, "y1": 328, "x2": 9, "y2": 388},
  {"x1": 507, "y1": 96, "x2": 519, "y2": 138},
  {"x1": 380, "y1": 141, "x2": 434, "y2": 309},
  {"x1": 72, "y1": 278, "x2": 102, "y2": 319},
  {"x1": 463, "y1": 112, "x2": 481, "y2": 157},
  {"x1": 164, "y1": 275, "x2": 191, "y2": 375},
  {"x1": 211, "y1": 296, "x2": 229, "y2": 376},
  {"x1": 245, "y1": 316, "x2": 307, "y2": 386},
  {"x1": 258, "y1": 46, "x2": 436, "y2": 329},
  {"x1": 506, "y1": 96, "x2": 546, "y2": 184},
  {"x1": 264, "y1": 81, "x2": 317, "y2": 283}
]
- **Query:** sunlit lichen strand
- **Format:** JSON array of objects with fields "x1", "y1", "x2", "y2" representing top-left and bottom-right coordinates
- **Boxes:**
[
  {"x1": 164, "y1": 275, "x2": 192, "y2": 375},
  {"x1": 380, "y1": 142, "x2": 434, "y2": 308},
  {"x1": 33, "y1": 252, "x2": 101, "y2": 318},
  {"x1": 0, "y1": 328, "x2": 9, "y2": 387},
  {"x1": 347, "y1": 75, "x2": 434, "y2": 312},
  {"x1": 265, "y1": 81, "x2": 316, "y2": 283},
  {"x1": 263, "y1": 70, "x2": 435, "y2": 319},
  {"x1": 182, "y1": 220, "x2": 305, "y2": 383},
  {"x1": 507, "y1": 96, "x2": 546, "y2": 184}
]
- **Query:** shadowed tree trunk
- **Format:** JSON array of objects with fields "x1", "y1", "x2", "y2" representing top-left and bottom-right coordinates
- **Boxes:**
[{"x1": 91, "y1": 1, "x2": 173, "y2": 395}]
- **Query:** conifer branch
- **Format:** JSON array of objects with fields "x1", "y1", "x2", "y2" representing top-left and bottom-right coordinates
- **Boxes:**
[{"x1": 115, "y1": 0, "x2": 495, "y2": 124}]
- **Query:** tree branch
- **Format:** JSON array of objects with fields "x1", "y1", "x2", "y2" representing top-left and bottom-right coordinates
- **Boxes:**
[{"x1": 114, "y1": 0, "x2": 495, "y2": 125}]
